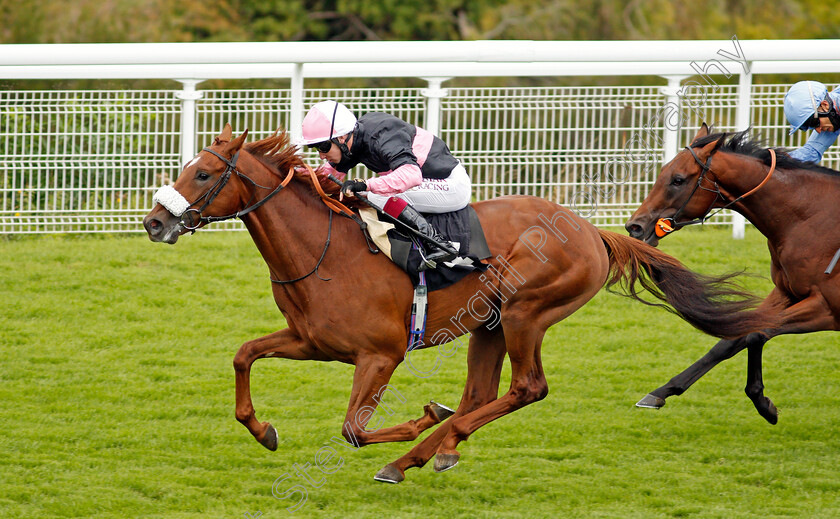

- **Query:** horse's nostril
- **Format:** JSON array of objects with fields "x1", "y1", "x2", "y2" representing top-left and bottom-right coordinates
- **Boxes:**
[
  {"x1": 145, "y1": 218, "x2": 162, "y2": 234},
  {"x1": 625, "y1": 223, "x2": 642, "y2": 238}
]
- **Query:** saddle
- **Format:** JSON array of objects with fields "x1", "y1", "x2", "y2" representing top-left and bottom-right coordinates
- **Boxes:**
[{"x1": 359, "y1": 205, "x2": 491, "y2": 291}]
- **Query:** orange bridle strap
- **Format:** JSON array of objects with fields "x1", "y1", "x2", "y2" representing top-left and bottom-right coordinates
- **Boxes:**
[
  {"x1": 296, "y1": 164, "x2": 358, "y2": 218},
  {"x1": 739, "y1": 148, "x2": 776, "y2": 201}
]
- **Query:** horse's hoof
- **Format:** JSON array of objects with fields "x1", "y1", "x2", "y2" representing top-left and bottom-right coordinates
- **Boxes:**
[
  {"x1": 636, "y1": 393, "x2": 666, "y2": 409},
  {"x1": 259, "y1": 424, "x2": 278, "y2": 451},
  {"x1": 759, "y1": 397, "x2": 779, "y2": 425},
  {"x1": 434, "y1": 452, "x2": 460, "y2": 473},
  {"x1": 373, "y1": 464, "x2": 404, "y2": 484},
  {"x1": 429, "y1": 401, "x2": 456, "y2": 422}
]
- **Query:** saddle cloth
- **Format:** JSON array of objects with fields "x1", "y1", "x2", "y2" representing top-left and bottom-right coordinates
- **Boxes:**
[{"x1": 359, "y1": 205, "x2": 491, "y2": 291}]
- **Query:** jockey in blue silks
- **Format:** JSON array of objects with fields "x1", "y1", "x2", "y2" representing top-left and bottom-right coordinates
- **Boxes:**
[{"x1": 784, "y1": 80, "x2": 840, "y2": 163}]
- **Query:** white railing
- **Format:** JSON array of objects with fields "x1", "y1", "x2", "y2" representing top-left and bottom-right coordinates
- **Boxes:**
[{"x1": 1, "y1": 40, "x2": 839, "y2": 234}]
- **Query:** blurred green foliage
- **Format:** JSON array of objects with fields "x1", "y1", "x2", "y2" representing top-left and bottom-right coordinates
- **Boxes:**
[{"x1": 2, "y1": 0, "x2": 838, "y2": 44}]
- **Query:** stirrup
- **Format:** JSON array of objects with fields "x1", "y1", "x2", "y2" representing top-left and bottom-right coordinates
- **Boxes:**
[{"x1": 417, "y1": 245, "x2": 457, "y2": 271}]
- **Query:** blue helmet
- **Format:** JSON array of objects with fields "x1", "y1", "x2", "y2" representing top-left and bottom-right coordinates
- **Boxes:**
[{"x1": 784, "y1": 81, "x2": 828, "y2": 135}]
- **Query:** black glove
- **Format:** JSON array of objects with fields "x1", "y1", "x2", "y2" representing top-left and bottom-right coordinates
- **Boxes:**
[{"x1": 340, "y1": 179, "x2": 367, "y2": 196}]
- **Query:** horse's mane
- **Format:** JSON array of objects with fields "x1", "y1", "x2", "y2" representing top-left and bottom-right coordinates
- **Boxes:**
[
  {"x1": 691, "y1": 129, "x2": 840, "y2": 176},
  {"x1": 243, "y1": 130, "x2": 347, "y2": 200}
]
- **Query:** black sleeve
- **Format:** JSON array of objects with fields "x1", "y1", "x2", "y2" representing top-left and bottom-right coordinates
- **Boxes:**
[{"x1": 370, "y1": 125, "x2": 418, "y2": 172}]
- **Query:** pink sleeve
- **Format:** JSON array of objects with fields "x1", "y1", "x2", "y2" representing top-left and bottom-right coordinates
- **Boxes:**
[
  {"x1": 316, "y1": 162, "x2": 345, "y2": 181},
  {"x1": 365, "y1": 164, "x2": 422, "y2": 196}
]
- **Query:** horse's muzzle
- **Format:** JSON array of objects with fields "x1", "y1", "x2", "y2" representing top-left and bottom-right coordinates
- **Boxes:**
[
  {"x1": 625, "y1": 219, "x2": 660, "y2": 247},
  {"x1": 143, "y1": 214, "x2": 183, "y2": 244}
]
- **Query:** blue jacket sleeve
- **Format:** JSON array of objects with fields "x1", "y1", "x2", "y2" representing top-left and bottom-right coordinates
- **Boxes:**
[{"x1": 790, "y1": 129, "x2": 839, "y2": 163}]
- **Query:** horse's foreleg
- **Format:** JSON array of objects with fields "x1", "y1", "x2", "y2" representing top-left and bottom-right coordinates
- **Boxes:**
[
  {"x1": 233, "y1": 329, "x2": 321, "y2": 450},
  {"x1": 637, "y1": 289, "x2": 791, "y2": 410},
  {"x1": 636, "y1": 336, "x2": 749, "y2": 409},
  {"x1": 338, "y1": 354, "x2": 449, "y2": 449},
  {"x1": 640, "y1": 289, "x2": 834, "y2": 418},
  {"x1": 744, "y1": 292, "x2": 835, "y2": 423},
  {"x1": 375, "y1": 326, "x2": 507, "y2": 483},
  {"x1": 745, "y1": 335, "x2": 776, "y2": 424}
]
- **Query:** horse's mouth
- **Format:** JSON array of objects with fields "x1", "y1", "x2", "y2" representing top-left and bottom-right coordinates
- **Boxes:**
[
  {"x1": 643, "y1": 232, "x2": 660, "y2": 247},
  {"x1": 160, "y1": 223, "x2": 185, "y2": 244},
  {"x1": 626, "y1": 218, "x2": 660, "y2": 247},
  {"x1": 145, "y1": 217, "x2": 185, "y2": 244}
]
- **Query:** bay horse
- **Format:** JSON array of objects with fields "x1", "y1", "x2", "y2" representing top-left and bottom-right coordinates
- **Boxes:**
[
  {"x1": 143, "y1": 124, "x2": 779, "y2": 483},
  {"x1": 626, "y1": 124, "x2": 840, "y2": 424}
]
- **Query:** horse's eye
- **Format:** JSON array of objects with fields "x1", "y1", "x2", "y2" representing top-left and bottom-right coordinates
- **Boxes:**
[
  {"x1": 196, "y1": 171, "x2": 210, "y2": 181},
  {"x1": 671, "y1": 176, "x2": 686, "y2": 186}
]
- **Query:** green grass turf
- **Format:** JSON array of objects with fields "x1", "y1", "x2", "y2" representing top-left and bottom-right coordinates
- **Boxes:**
[{"x1": 1, "y1": 225, "x2": 838, "y2": 518}]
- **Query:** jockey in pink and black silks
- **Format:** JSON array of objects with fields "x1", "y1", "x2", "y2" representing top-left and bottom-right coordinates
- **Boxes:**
[{"x1": 299, "y1": 100, "x2": 470, "y2": 266}]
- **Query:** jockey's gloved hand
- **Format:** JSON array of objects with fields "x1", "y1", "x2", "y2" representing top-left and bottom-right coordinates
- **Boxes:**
[{"x1": 340, "y1": 179, "x2": 367, "y2": 196}]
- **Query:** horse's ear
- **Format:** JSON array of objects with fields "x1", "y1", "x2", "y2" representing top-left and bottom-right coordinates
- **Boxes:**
[
  {"x1": 214, "y1": 123, "x2": 233, "y2": 146},
  {"x1": 225, "y1": 129, "x2": 249, "y2": 155},
  {"x1": 696, "y1": 132, "x2": 727, "y2": 160},
  {"x1": 690, "y1": 123, "x2": 710, "y2": 144}
]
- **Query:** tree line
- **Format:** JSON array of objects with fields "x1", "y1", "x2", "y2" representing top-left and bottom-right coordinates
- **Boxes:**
[{"x1": 2, "y1": 0, "x2": 836, "y2": 44}]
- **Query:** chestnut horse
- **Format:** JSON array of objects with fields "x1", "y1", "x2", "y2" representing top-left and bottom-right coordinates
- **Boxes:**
[
  {"x1": 626, "y1": 124, "x2": 840, "y2": 424},
  {"x1": 144, "y1": 124, "x2": 779, "y2": 483}
]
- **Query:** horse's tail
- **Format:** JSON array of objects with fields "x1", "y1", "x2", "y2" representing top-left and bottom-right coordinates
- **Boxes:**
[{"x1": 597, "y1": 229, "x2": 779, "y2": 339}]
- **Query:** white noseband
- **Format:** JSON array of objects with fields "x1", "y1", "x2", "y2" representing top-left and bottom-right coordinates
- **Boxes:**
[{"x1": 152, "y1": 185, "x2": 190, "y2": 217}]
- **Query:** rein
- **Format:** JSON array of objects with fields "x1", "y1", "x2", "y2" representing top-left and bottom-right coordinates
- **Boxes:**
[
  {"x1": 655, "y1": 144, "x2": 777, "y2": 238},
  {"x1": 270, "y1": 164, "x2": 377, "y2": 285}
]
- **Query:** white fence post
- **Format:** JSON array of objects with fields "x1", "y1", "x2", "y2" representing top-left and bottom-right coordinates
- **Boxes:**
[
  {"x1": 660, "y1": 75, "x2": 688, "y2": 163},
  {"x1": 732, "y1": 68, "x2": 753, "y2": 240},
  {"x1": 2, "y1": 40, "x2": 838, "y2": 235},
  {"x1": 289, "y1": 63, "x2": 304, "y2": 146},
  {"x1": 421, "y1": 77, "x2": 451, "y2": 136},
  {"x1": 176, "y1": 80, "x2": 204, "y2": 168}
]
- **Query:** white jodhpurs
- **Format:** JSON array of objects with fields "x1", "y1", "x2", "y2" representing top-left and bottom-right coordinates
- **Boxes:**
[{"x1": 365, "y1": 163, "x2": 471, "y2": 214}]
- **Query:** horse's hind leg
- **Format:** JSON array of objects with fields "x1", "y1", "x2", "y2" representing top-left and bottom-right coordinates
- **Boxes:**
[
  {"x1": 375, "y1": 326, "x2": 507, "y2": 483},
  {"x1": 233, "y1": 329, "x2": 323, "y2": 450},
  {"x1": 432, "y1": 321, "x2": 549, "y2": 473}
]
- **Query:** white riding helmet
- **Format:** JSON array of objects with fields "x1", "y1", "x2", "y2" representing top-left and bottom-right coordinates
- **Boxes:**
[
  {"x1": 784, "y1": 81, "x2": 828, "y2": 135},
  {"x1": 299, "y1": 100, "x2": 357, "y2": 145}
]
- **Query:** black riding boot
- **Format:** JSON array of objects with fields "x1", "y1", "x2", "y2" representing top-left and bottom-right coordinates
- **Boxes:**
[{"x1": 396, "y1": 205, "x2": 459, "y2": 268}]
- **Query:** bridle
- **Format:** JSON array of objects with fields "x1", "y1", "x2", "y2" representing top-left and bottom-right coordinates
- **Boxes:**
[
  {"x1": 171, "y1": 145, "x2": 373, "y2": 284},
  {"x1": 654, "y1": 137, "x2": 777, "y2": 238},
  {"x1": 179, "y1": 147, "x2": 293, "y2": 230}
]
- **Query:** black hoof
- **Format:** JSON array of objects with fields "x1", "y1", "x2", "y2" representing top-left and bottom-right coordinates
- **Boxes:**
[
  {"x1": 636, "y1": 393, "x2": 666, "y2": 409},
  {"x1": 429, "y1": 401, "x2": 455, "y2": 422},
  {"x1": 433, "y1": 452, "x2": 460, "y2": 473},
  {"x1": 373, "y1": 464, "x2": 404, "y2": 484},
  {"x1": 259, "y1": 424, "x2": 278, "y2": 451},
  {"x1": 757, "y1": 397, "x2": 779, "y2": 425}
]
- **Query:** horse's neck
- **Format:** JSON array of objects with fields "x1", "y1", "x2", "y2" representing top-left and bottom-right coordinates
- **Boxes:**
[
  {"x1": 236, "y1": 155, "x2": 333, "y2": 286},
  {"x1": 717, "y1": 153, "x2": 830, "y2": 240}
]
